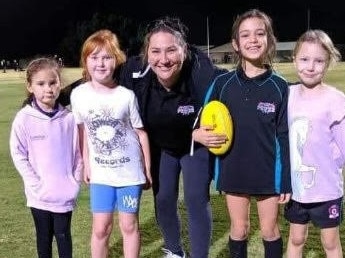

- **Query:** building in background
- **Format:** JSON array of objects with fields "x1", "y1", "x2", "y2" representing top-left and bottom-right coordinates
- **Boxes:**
[
  {"x1": 199, "y1": 42, "x2": 345, "y2": 64},
  {"x1": 200, "y1": 41, "x2": 296, "y2": 64}
]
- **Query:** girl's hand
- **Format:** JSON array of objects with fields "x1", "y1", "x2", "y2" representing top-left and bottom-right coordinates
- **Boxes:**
[
  {"x1": 143, "y1": 170, "x2": 152, "y2": 190},
  {"x1": 193, "y1": 125, "x2": 228, "y2": 148},
  {"x1": 83, "y1": 166, "x2": 91, "y2": 185},
  {"x1": 278, "y1": 193, "x2": 291, "y2": 204}
]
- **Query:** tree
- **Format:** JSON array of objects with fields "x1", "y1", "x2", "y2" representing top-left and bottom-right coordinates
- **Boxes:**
[{"x1": 59, "y1": 13, "x2": 145, "y2": 66}]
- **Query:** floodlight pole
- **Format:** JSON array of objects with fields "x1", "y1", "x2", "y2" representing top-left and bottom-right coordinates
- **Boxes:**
[
  {"x1": 207, "y1": 16, "x2": 210, "y2": 57},
  {"x1": 307, "y1": 8, "x2": 310, "y2": 30}
]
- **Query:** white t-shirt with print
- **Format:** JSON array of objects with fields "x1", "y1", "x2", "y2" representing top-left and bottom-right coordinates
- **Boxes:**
[{"x1": 71, "y1": 82, "x2": 146, "y2": 187}]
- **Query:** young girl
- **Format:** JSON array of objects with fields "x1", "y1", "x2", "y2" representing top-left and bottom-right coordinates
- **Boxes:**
[
  {"x1": 70, "y1": 29, "x2": 151, "y2": 258},
  {"x1": 205, "y1": 9, "x2": 291, "y2": 257},
  {"x1": 60, "y1": 17, "x2": 227, "y2": 258},
  {"x1": 9, "y1": 57, "x2": 83, "y2": 258},
  {"x1": 285, "y1": 30, "x2": 344, "y2": 258}
]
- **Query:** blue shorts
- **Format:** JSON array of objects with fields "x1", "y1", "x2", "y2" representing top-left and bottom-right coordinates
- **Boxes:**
[
  {"x1": 284, "y1": 197, "x2": 343, "y2": 228},
  {"x1": 90, "y1": 184, "x2": 142, "y2": 213}
]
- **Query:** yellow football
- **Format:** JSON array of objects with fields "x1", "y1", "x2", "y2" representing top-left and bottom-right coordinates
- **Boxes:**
[{"x1": 200, "y1": 100, "x2": 233, "y2": 155}]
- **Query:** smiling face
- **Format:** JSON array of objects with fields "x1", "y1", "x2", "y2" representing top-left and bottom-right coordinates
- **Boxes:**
[
  {"x1": 86, "y1": 47, "x2": 116, "y2": 87},
  {"x1": 232, "y1": 17, "x2": 268, "y2": 66},
  {"x1": 27, "y1": 68, "x2": 61, "y2": 111},
  {"x1": 147, "y1": 31, "x2": 186, "y2": 89},
  {"x1": 294, "y1": 42, "x2": 328, "y2": 88}
]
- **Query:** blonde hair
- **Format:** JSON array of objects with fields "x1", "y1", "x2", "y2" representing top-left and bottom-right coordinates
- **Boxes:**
[{"x1": 293, "y1": 29, "x2": 341, "y2": 68}]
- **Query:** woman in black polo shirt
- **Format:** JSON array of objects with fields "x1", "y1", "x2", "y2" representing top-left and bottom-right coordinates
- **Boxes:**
[{"x1": 119, "y1": 17, "x2": 227, "y2": 258}]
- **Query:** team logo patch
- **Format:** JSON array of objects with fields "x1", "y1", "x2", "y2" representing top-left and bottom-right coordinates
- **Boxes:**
[
  {"x1": 257, "y1": 102, "x2": 276, "y2": 114},
  {"x1": 328, "y1": 204, "x2": 340, "y2": 219},
  {"x1": 177, "y1": 105, "x2": 195, "y2": 115}
]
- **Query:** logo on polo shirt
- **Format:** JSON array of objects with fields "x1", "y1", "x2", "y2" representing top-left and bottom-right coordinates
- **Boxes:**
[
  {"x1": 177, "y1": 105, "x2": 195, "y2": 115},
  {"x1": 257, "y1": 102, "x2": 276, "y2": 114}
]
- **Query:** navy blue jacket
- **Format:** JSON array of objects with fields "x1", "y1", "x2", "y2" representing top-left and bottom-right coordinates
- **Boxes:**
[
  {"x1": 208, "y1": 67, "x2": 291, "y2": 194},
  {"x1": 119, "y1": 46, "x2": 227, "y2": 154}
]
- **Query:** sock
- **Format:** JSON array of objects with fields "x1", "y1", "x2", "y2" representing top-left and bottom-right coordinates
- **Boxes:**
[
  {"x1": 263, "y1": 237, "x2": 283, "y2": 258},
  {"x1": 229, "y1": 237, "x2": 247, "y2": 258}
]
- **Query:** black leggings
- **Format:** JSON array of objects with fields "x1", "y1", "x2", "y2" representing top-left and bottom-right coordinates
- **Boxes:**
[{"x1": 30, "y1": 208, "x2": 73, "y2": 258}]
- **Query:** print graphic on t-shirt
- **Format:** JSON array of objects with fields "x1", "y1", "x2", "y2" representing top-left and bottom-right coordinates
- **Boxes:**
[
  {"x1": 86, "y1": 107, "x2": 128, "y2": 156},
  {"x1": 290, "y1": 117, "x2": 316, "y2": 196}
]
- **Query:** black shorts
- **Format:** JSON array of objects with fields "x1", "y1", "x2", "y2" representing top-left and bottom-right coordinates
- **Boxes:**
[{"x1": 284, "y1": 197, "x2": 343, "y2": 229}]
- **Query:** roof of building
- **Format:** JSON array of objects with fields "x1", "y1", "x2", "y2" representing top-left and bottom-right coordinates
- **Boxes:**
[
  {"x1": 204, "y1": 41, "x2": 296, "y2": 53},
  {"x1": 193, "y1": 44, "x2": 215, "y2": 52}
]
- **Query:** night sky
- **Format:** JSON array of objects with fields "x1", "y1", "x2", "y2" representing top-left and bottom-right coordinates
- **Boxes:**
[{"x1": 1, "y1": 0, "x2": 344, "y2": 59}]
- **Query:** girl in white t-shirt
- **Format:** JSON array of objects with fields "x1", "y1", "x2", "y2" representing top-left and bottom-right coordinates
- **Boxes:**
[{"x1": 70, "y1": 29, "x2": 151, "y2": 258}]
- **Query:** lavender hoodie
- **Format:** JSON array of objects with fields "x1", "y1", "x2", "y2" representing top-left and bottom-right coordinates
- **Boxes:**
[{"x1": 9, "y1": 104, "x2": 83, "y2": 212}]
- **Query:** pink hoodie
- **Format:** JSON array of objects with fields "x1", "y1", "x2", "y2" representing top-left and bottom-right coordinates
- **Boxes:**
[{"x1": 10, "y1": 104, "x2": 83, "y2": 212}]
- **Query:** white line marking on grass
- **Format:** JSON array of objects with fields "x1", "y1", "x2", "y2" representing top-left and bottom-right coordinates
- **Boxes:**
[
  {"x1": 209, "y1": 231, "x2": 229, "y2": 257},
  {"x1": 248, "y1": 229, "x2": 264, "y2": 257},
  {"x1": 140, "y1": 238, "x2": 164, "y2": 257},
  {"x1": 305, "y1": 250, "x2": 319, "y2": 258},
  {"x1": 209, "y1": 229, "x2": 268, "y2": 257}
]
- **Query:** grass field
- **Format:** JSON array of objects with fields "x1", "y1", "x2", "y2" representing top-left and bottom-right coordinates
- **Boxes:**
[{"x1": 0, "y1": 63, "x2": 344, "y2": 257}]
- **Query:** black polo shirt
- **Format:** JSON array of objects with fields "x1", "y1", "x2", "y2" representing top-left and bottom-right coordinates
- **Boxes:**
[{"x1": 145, "y1": 78, "x2": 197, "y2": 155}]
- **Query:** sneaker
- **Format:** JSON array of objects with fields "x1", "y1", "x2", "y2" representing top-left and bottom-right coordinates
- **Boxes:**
[{"x1": 162, "y1": 248, "x2": 186, "y2": 258}]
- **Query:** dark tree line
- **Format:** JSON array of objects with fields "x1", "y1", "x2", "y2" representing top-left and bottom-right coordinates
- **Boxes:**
[{"x1": 58, "y1": 13, "x2": 146, "y2": 66}]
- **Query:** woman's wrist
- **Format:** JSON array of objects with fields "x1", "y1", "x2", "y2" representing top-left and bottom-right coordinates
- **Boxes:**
[{"x1": 192, "y1": 128, "x2": 199, "y2": 141}]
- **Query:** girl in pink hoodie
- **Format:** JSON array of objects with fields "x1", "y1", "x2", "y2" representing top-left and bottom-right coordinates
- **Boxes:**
[{"x1": 9, "y1": 57, "x2": 83, "y2": 258}]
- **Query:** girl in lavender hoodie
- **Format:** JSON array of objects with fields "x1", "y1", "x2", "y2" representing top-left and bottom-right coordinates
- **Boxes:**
[{"x1": 9, "y1": 57, "x2": 83, "y2": 258}]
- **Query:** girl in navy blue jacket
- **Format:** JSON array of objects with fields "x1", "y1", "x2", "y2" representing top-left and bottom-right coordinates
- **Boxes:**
[{"x1": 207, "y1": 9, "x2": 291, "y2": 258}]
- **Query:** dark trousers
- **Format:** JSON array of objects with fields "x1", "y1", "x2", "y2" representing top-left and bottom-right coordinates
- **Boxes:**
[
  {"x1": 30, "y1": 208, "x2": 73, "y2": 258},
  {"x1": 152, "y1": 146, "x2": 213, "y2": 258}
]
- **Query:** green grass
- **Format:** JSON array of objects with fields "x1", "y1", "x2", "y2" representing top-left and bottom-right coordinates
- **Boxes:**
[{"x1": 0, "y1": 64, "x2": 345, "y2": 257}]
